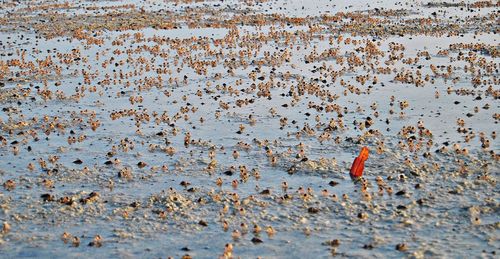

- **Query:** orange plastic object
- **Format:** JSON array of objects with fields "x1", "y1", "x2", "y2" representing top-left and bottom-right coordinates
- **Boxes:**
[{"x1": 350, "y1": 147, "x2": 369, "y2": 179}]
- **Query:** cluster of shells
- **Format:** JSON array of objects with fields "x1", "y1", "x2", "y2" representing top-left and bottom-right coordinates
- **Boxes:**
[{"x1": 0, "y1": 0, "x2": 498, "y2": 258}]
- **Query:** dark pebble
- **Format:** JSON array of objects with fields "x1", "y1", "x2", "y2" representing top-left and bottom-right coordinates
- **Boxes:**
[
  {"x1": 329, "y1": 181, "x2": 339, "y2": 187},
  {"x1": 251, "y1": 237, "x2": 263, "y2": 244},
  {"x1": 198, "y1": 220, "x2": 208, "y2": 227},
  {"x1": 395, "y1": 190, "x2": 406, "y2": 196},
  {"x1": 308, "y1": 207, "x2": 320, "y2": 214}
]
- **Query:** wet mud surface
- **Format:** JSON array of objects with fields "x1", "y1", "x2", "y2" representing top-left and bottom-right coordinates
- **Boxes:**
[{"x1": 0, "y1": 0, "x2": 499, "y2": 258}]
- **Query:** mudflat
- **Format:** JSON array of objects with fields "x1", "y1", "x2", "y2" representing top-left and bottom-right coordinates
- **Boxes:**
[{"x1": 0, "y1": 0, "x2": 498, "y2": 258}]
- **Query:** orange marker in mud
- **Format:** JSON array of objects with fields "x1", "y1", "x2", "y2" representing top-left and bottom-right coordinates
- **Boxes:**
[{"x1": 350, "y1": 147, "x2": 369, "y2": 179}]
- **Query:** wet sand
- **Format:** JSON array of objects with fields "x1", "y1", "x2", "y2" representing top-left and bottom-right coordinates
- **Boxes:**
[{"x1": 0, "y1": 0, "x2": 499, "y2": 258}]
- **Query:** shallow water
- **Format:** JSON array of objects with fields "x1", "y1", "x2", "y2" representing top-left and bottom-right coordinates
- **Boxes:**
[{"x1": 0, "y1": 0, "x2": 499, "y2": 258}]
